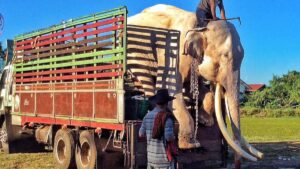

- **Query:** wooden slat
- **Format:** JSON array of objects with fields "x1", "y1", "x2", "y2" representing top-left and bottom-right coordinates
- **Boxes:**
[
  {"x1": 15, "y1": 64, "x2": 122, "y2": 77},
  {"x1": 14, "y1": 49, "x2": 124, "y2": 72},
  {"x1": 15, "y1": 16, "x2": 124, "y2": 47},
  {"x1": 19, "y1": 41, "x2": 113, "y2": 61},
  {"x1": 16, "y1": 34, "x2": 115, "y2": 57},
  {"x1": 15, "y1": 24, "x2": 124, "y2": 50},
  {"x1": 16, "y1": 71, "x2": 123, "y2": 83},
  {"x1": 16, "y1": 81, "x2": 115, "y2": 91}
]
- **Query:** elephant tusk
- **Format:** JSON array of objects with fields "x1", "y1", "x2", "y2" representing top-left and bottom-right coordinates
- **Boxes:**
[
  {"x1": 215, "y1": 83, "x2": 257, "y2": 162},
  {"x1": 241, "y1": 137, "x2": 264, "y2": 159},
  {"x1": 224, "y1": 96, "x2": 264, "y2": 159}
]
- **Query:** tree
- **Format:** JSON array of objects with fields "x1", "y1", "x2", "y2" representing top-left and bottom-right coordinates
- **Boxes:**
[{"x1": 244, "y1": 71, "x2": 300, "y2": 108}]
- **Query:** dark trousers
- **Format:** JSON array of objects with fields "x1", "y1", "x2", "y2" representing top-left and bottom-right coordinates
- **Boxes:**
[{"x1": 195, "y1": 7, "x2": 212, "y2": 27}]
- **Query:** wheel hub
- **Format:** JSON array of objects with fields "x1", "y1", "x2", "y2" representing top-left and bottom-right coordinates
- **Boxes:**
[
  {"x1": 80, "y1": 141, "x2": 91, "y2": 167},
  {"x1": 57, "y1": 138, "x2": 67, "y2": 162}
]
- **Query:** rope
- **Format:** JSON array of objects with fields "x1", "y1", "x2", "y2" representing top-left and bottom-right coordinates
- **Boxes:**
[{"x1": 190, "y1": 58, "x2": 199, "y2": 141}]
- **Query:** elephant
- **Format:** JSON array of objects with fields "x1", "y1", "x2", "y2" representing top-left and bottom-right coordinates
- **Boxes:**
[{"x1": 126, "y1": 4, "x2": 263, "y2": 163}]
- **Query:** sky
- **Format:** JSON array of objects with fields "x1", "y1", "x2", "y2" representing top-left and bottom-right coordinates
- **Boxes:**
[{"x1": 0, "y1": 0, "x2": 299, "y2": 85}]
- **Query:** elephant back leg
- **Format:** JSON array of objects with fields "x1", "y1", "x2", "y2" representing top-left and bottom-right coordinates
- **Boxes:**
[{"x1": 198, "y1": 84, "x2": 215, "y2": 127}]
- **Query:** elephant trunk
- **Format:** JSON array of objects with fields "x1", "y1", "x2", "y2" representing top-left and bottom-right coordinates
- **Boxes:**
[
  {"x1": 224, "y1": 78, "x2": 265, "y2": 159},
  {"x1": 215, "y1": 83, "x2": 257, "y2": 162},
  {"x1": 223, "y1": 71, "x2": 243, "y2": 167},
  {"x1": 216, "y1": 69, "x2": 264, "y2": 162},
  {"x1": 224, "y1": 71, "x2": 241, "y2": 141}
]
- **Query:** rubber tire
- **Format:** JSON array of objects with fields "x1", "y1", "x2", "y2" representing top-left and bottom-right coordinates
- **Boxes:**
[
  {"x1": 53, "y1": 129, "x2": 75, "y2": 169},
  {"x1": 75, "y1": 131, "x2": 97, "y2": 169}
]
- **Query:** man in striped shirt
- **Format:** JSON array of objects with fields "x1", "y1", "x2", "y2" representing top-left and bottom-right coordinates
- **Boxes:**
[{"x1": 139, "y1": 89, "x2": 175, "y2": 169}]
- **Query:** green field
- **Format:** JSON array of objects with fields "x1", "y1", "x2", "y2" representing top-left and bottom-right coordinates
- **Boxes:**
[
  {"x1": 238, "y1": 117, "x2": 300, "y2": 142},
  {"x1": 0, "y1": 117, "x2": 300, "y2": 169}
]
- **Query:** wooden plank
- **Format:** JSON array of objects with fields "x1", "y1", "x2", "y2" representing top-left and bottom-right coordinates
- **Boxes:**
[
  {"x1": 95, "y1": 92, "x2": 117, "y2": 119},
  {"x1": 15, "y1": 81, "x2": 115, "y2": 91},
  {"x1": 15, "y1": 64, "x2": 122, "y2": 77},
  {"x1": 54, "y1": 93, "x2": 72, "y2": 116},
  {"x1": 15, "y1": 16, "x2": 124, "y2": 47},
  {"x1": 16, "y1": 71, "x2": 123, "y2": 83},
  {"x1": 16, "y1": 34, "x2": 115, "y2": 57},
  {"x1": 94, "y1": 81, "x2": 115, "y2": 89},
  {"x1": 15, "y1": 24, "x2": 124, "y2": 50},
  {"x1": 19, "y1": 41, "x2": 114, "y2": 61},
  {"x1": 73, "y1": 92, "x2": 93, "y2": 118},
  {"x1": 15, "y1": 52, "x2": 124, "y2": 72},
  {"x1": 36, "y1": 93, "x2": 53, "y2": 115},
  {"x1": 73, "y1": 82, "x2": 112, "y2": 90},
  {"x1": 53, "y1": 83, "x2": 73, "y2": 90},
  {"x1": 19, "y1": 93, "x2": 35, "y2": 114}
]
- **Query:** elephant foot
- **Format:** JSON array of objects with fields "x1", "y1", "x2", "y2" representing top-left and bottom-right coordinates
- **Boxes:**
[
  {"x1": 199, "y1": 113, "x2": 214, "y2": 127},
  {"x1": 178, "y1": 135, "x2": 201, "y2": 149}
]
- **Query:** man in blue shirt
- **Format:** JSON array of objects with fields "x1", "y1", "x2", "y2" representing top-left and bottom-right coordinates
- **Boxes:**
[
  {"x1": 139, "y1": 89, "x2": 175, "y2": 169},
  {"x1": 196, "y1": 0, "x2": 227, "y2": 26}
]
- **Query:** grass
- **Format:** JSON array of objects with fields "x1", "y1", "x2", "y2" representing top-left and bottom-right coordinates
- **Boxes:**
[
  {"x1": 241, "y1": 106, "x2": 300, "y2": 118},
  {"x1": 0, "y1": 152, "x2": 57, "y2": 169},
  {"x1": 229, "y1": 117, "x2": 300, "y2": 142}
]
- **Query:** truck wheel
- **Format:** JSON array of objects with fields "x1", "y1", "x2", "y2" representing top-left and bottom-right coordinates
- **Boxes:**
[
  {"x1": 53, "y1": 129, "x2": 75, "y2": 169},
  {"x1": 75, "y1": 131, "x2": 97, "y2": 169}
]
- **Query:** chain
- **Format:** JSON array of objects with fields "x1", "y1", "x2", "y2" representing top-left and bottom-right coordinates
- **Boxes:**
[{"x1": 190, "y1": 58, "x2": 199, "y2": 141}]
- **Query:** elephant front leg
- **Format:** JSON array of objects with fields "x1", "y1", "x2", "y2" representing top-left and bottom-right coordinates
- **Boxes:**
[{"x1": 172, "y1": 93, "x2": 201, "y2": 149}]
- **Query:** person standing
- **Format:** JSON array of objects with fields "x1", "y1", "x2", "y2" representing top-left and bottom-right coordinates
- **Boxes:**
[
  {"x1": 139, "y1": 89, "x2": 176, "y2": 169},
  {"x1": 196, "y1": 0, "x2": 226, "y2": 26}
]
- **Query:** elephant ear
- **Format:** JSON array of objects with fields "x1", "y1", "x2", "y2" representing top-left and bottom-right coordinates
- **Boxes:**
[{"x1": 183, "y1": 28, "x2": 207, "y2": 62}]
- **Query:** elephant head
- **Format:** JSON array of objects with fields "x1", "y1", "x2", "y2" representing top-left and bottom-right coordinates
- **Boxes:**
[{"x1": 184, "y1": 21, "x2": 263, "y2": 162}]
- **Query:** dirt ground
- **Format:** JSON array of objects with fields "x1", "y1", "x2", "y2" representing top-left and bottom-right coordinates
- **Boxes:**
[
  {"x1": 227, "y1": 142, "x2": 300, "y2": 169},
  {"x1": 0, "y1": 141, "x2": 300, "y2": 169}
]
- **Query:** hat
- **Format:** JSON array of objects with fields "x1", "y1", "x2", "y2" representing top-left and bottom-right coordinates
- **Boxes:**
[{"x1": 149, "y1": 89, "x2": 175, "y2": 104}]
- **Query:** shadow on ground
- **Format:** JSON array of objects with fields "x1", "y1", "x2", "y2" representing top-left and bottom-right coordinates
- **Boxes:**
[
  {"x1": 227, "y1": 142, "x2": 300, "y2": 169},
  {"x1": 1, "y1": 141, "x2": 300, "y2": 169}
]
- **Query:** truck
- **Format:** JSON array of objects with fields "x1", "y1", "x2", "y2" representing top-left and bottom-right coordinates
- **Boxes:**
[{"x1": 0, "y1": 6, "x2": 227, "y2": 169}]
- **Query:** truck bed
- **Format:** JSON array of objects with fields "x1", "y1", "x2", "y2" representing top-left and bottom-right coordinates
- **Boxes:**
[{"x1": 12, "y1": 7, "x2": 127, "y2": 130}]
